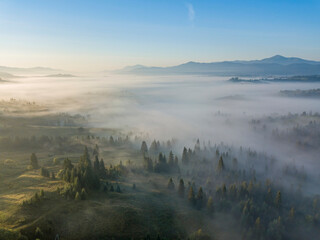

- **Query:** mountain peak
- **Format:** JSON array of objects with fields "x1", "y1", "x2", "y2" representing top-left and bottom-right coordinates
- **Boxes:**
[{"x1": 268, "y1": 55, "x2": 287, "y2": 60}]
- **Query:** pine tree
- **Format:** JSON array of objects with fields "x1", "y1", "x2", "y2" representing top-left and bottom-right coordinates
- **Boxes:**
[
  {"x1": 222, "y1": 184, "x2": 227, "y2": 199},
  {"x1": 254, "y1": 217, "x2": 261, "y2": 238},
  {"x1": 275, "y1": 191, "x2": 282, "y2": 209},
  {"x1": 80, "y1": 188, "x2": 87, "y2": 200},
  {"x1": 174, "y1": 156, "x2": 179, "y2": 165},
  {"x1": 94, "y1": 155, "x2": 100, "y2": 173},
  {"x1": 40, "y1": 189, "x2": 44, "y2": 198},
  {"x1": 289, "y1": 207, "x2": 295, "y2": 220},
  {"x1": 168, "y1": 151, "x2": 174, "y2": 166},
  {"x1": 93, "y1": 144, "x2": 99, "y2": 156},
  {"x1": 109, "y1": 136, "x2": 115, "y2": 145},
  {"x1": 75, "y1": 192, "x2": 81, "y2": 200},
  {"x1": 196, "y1": 187, "x2": 204, "y2": 209},
  {"x1": 99, "y1": 158, "x2": 107, "y2": 178},
  {"x1": 35, "y1": 227, "x2": 43, "y2": 239},
  {"x1": 30, "y1": 153, "x2": 39, "y2": 169},
  {"x1": 149, "y1": 140, "x2": 158, "y2": 154},
  {"x1": 167, "y1": 178, "x2": 175, "y2": 190},
  {"x1": 217, "y1": 156, "x2": 225, "y2": 172},
  {"x1": 182, "y1": 147, "x2": 189, "y2": 165},
  {"x1": 178, "y1": 179, "x2": 185, "y2": 198},
  {"x1": 188, "y1": 186, "x2": 195, "y2": 205},
  {"x1": 116, "y1": 184, "x2": 121, "y2": 193},
  {"x1": 140, "y1": 141, "x2": 148, "y2": 154},
  {"x1": 207, "y1": 196, "x2": 214, "y2": 215},
  {"x1": 194, "y1": 138, "x2": 200, "y2": 152}
]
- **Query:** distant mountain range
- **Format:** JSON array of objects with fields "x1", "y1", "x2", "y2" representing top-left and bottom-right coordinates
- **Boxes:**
[
  {"x1": 0, "y1": 66, "x2": 61, "y2": 75},
  {"x1": 116, "y1": 55, "x2": 320, "y2": 76}
]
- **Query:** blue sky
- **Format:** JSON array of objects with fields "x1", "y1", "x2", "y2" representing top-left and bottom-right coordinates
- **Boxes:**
[{"x1": 0, "y1": 0, "x2": 319, "y2": 71}]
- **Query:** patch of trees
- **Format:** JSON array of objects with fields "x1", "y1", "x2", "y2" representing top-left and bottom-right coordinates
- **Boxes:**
[
  {"x1": 172, "y1": 141, "x2": 320, "y2": 240},
  {"x1": 57, "y1": 147, "x2": 100, "y2": 200},
  {"x1": 143, "y1": 151, "x2": 180, "y2": 174},
  {"x1": 0, "y1": 135, "x2": 83, "y2": 153},
  {"x1": 30, "y1": 153, "x2": 39, "y2": 169},
  {"x1": 22, "y1": 189, "x2": 45, "y2": 206},
  {"x1": 140, "y1": 139, "x2": 176, "y2": 157}
]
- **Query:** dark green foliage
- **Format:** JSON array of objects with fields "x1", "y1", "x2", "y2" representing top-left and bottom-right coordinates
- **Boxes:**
[
  {"x1": 92, "y1": 144, "x2": 99, "y2": 156},
  {"x1": 207, "y1": 196, "x2": 214, "y2": 215},
  {"x1": 275, "y1": 191, "x2": 282, "y2": 210},
  {"x1": 35, "y1": 227, "x2": 43, "y2": 239},
  {"x1": 63, "y1": 158, "x2": 73, "y2": 170},
  {"x1": 196, "y1": 187, "x2": 204, "y2": 209},
  {"x1": 168, "y1": 151, "x2": 174, "y2": 166},
  {"x1": 140, "y1": 141, "x2": 148, "y2": 154},
  {"x1": 22, "y1": 190, "x2": 45, "y2": 206},
  {"x1": 109, "y1": 136, "x2": 115, "y2": 145},
  {"x1": 178, "y1": 179, "x2": 185, "y2": 198},
  {"x1": 167, "y1": 178, "x2": 175, "y2": 190},
  {"x1": 149, "y1": 140, "x2": 160, "y2": 154},
  {"x1": 188, "y1": 186, "x2": 195, "y2": 206},
  {"x1": 99, "y1": 158, "x2": 107, "y2": 178},
  {"x1": 30, "y1": 153, "x2": 39, "y2": 169},
  {"x1": 80, "y1": 188, "x2": 87, "y2": 200},
  {"x1": 217, "y1": 156, "x2": 225, "y2": 172},
  {"x1": 75, "y1": 192, "x2": 81, "y2": 200},
  {"x1": 93, "y1": 155, "x2": 100, "y2": 173},
  {"x1": 182, "y1": 147, "x2": 189, "y2": 165},
  {"x1": 40, "y1": 167, "x2": 50, "y2": 177},
  {"x1": 143, "y1": 155, "x2": 153, "y2": 171},
  {"x1": 40, "y1": 189, "x2": 44, "y2": 198},
  {"x1": 59, "y1": 146, "x2": 101, "y2": 200},
  {"x1": 153, "y1": 152, "x2": 179, "y2": 173}
]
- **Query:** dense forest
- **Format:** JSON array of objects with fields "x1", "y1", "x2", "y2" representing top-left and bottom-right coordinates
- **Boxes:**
[{"x1": 1, "y1": 109, "x2": 319, "y2": 239}]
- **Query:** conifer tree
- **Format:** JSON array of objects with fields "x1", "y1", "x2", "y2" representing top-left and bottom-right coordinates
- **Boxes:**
[
  {"x1": 289, "y1": 207, "x2": 295, "y2": 220},
  {"x1": 99, "y1": 158, "x2": 107, "y2": 178},
  {"x1": 217, "y1": 156, "x2": 225, "y2": 172},
  {"x1": 109, "y1": 136, "x2": 115, "y2": 145},
  {"x1": 30, "y1": 153, "x2": 39, "y2": 169},
  {"x1": 94, "y1": 155, "x2": 100, "y2": 173},
  {"x1": 80, "y1": 188, "x2": 87, "y2": 200},
  {"x1": 182, "y1": 147, "x2": 189, "y2": 165},
  {"x1": 196, "y1": 187, "x2": 204, "y2": 209},
  {"x1": 178, "y1": 179, "x2": 185, "y2": 198},
  {"x1": 75, "y1": 192, "x2": 81, "y2": 200},
  {"x1": 174, "y1": 156, "x2": 179, "y2": 165},
  {"x1": 167, "y1": 178, "x2": 175, "y2": 190},
  {"x1": 207, "y1": 196, "x2": 214, "y2": 215},
  {"x1": 168, "y1": 151, "x2": 174, "y2": 166},
  {"x1": 188, "y1": 186, "x2": 195, "y2": 205},
  {"x1": 140, "y1": 141, "x2": 148, "y2": 154},
  {"x1": 40, "y1": 189, "x2": 44, "y2": 198},
  {"x1": 275, "y1": 191, "x2": 282, "y2": 210}
]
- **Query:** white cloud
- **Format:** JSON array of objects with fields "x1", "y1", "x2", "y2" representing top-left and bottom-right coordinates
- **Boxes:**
[{"x1": 186, "y1": 3, "x2": 195, "y2": 22}]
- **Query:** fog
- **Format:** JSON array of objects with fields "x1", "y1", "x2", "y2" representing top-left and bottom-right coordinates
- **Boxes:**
[
  {"x1": 3, "y1": 74, "x2": 320, "y2": 142},
  {"x1": 2, "y1": 74, "x2": 320, "y2": 174}
]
